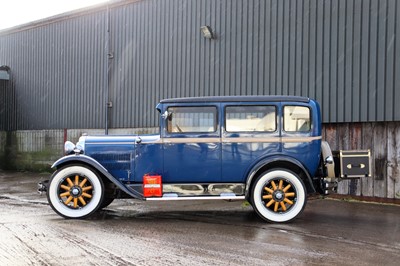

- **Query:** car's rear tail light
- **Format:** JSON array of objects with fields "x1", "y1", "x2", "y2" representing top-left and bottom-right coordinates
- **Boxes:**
[{"x1": 143, "y1": 174, "x2": 162, "y2": 197}]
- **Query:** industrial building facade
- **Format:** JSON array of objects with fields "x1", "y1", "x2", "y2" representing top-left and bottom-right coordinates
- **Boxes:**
[{"x1": 0, "y1": 0, "x2": 399, "y2": 199}]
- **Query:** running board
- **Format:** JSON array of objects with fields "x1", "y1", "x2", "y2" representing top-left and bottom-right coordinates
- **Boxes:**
[
  {"x1": 126, "y1": 183, "x2": 246, "y2": 198},
  {"x1": 146, "y1": 193, "x2": 245, "y2": 201}
]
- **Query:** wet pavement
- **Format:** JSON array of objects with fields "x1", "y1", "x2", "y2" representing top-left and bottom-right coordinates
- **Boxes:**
[{"x1": 0, "y1": 170, "x2": 399, "y2": 266}]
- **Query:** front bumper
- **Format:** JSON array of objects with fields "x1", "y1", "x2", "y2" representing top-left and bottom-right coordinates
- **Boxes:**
[{"x1": 37, "y1": 180, "x2": 49, "y2": 195}]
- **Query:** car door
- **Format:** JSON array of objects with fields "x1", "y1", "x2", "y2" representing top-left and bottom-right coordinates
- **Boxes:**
[
  {"x1": 161, "y1": 103, "x2": 221, "y2": 183},
  {"x1": 221, "y1": 103, "x2": 281, "y2": 182}
]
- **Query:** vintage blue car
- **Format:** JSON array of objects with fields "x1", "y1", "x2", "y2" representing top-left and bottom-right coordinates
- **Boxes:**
[{"x1": 40, "y1": 96, "x2": 370, "y2": 222}]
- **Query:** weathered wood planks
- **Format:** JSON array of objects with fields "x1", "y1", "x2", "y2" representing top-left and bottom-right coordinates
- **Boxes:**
[{"x1": 323, "y1": 122, "x2": 400, "y2": 198}]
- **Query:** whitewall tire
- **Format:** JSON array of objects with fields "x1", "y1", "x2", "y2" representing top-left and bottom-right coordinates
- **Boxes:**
[
  {"x1": 251, "y1": 169, "x2": 307, "y2": 223},
  {"x1": 47, "y1": 165, "x2": 104, "y2": 219}
]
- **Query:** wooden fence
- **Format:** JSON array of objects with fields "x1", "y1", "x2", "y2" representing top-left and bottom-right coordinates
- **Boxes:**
[
  {"x1": 323, "y1": 122, "x2": 400, "y2": 199},
  {"x1": 0, "y1": 123, "x2": 399, "y2": 199}
]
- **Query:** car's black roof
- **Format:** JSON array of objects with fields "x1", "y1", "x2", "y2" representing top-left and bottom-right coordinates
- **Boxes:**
[{"x1": 160, "y1": 95, "x2": 310, "y2": 103}]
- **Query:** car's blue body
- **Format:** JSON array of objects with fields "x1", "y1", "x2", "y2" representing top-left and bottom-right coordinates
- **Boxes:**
[
  {"x1": 43, "y1": 96, "x2": 373, "y2": 221},
  {"x1": 53, "y1": 96, "x2": 322, "y2": 200}
]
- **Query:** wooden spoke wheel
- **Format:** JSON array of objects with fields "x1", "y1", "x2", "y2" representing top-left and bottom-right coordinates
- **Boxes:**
[
  {"x1": 262, "y1": 178, "x2": 296, "y2": 213},
  {"x1": 47, "y1": 165, "x2": 104, "y2": 219},
  {"x1": 251, "y1": 169, "x2": 306, "y2": 223},
  {"x1": 58, "y1": 174, "x2": 94, "y2": 209}
]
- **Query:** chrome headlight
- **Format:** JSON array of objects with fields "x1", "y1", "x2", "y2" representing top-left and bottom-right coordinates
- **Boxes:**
[
  {"x1": 64, "y1": 141, "x2": 75, "y2": 155},
  {"x1": 75, "y1": 141, "x2": 85, "y2": 153}
]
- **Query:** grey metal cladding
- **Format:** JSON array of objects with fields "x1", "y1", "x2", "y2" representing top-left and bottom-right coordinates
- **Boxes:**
[
  {"x1": 0, "y1": 10, "x2": 108, "y2": 130},
  {"x1": 1, "y1": 0, "x2": 400, "y2": 130}
]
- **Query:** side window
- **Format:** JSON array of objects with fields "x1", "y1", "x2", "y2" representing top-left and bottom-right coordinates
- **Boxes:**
[
  {"x1": 225, "y1": 106, "x2": 276, "y2": 132},
  {"x1": 167, "y1": 106, "x2": 217, "y2": 133},
  {"x1": 284, "y1": 106, "x2": 311, "y2": 132}
]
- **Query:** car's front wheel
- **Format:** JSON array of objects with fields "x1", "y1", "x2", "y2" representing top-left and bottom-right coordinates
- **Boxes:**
[
  {"x1": 251, "y1": 169, "x2": 306, "y2": 223},
  {"x1": 99, "y1": 197, "x2": 114, "y2": 209},
  {"x1": 47, "y1": 165, "x2": 104, "y2": 219}
]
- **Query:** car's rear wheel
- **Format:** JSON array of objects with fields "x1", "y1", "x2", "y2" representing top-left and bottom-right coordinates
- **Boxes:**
[
  {"x1": 47, "y1": 165, "x2": 104, "y2": 219},
  {"x1": 251, "y1": 169, "x2": 306, "y2": 223}
]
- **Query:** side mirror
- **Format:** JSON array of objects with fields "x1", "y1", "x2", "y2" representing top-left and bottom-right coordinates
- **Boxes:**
[{"x1": 161, "y1": 110, "x2": 170, "y2": 120}]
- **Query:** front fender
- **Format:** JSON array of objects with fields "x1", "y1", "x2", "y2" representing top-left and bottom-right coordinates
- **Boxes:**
[
  {"x1": 245, "y1": 155, "x2": 315, "y2": 198},
  {"x1": 52, "y1": 154, "x2": 107, "y2": 171},
  {"x1": 52, "y1": 154, "x2": 143, "y2": 200}
]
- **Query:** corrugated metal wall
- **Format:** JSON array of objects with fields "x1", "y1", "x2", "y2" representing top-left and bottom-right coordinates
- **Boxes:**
[
  {"x1": 1, "y1": 0, "x2": 400, "y2": 130},
  {"x1": 0, "y1": 10, "x2": 108, "y2": 130}
]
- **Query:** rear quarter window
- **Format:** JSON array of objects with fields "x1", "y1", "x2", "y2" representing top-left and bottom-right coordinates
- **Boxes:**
[{"x1": 283, "y1": 106, "x2": 311, "y2": 132}]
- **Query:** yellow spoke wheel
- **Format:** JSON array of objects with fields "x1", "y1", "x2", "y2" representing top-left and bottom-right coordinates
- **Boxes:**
[
  {"x1": 47, "y1": 165, "x2": 104, "y2": 219},
  {"x1": 251, "y1": 169, "x2": 306, "y2": 223},
  {"x1": 262, "y1": 178, "x2": 296, "y2": 213},
  {"x1": 58, "y1": 175, "x2": 94, "y2": 209}
]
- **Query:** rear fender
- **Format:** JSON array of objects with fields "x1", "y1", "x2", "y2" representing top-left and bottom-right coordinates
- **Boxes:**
[
  {"x1": 245, "y1": 156, "x2": 315, "y2": 198},
  {"x1": 52, "y1": 155, "x2": 143, "y2": 200}
]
